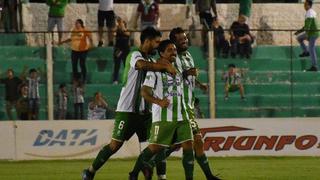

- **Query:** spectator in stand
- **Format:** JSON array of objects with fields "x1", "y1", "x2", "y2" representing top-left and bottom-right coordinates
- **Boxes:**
[
  {"x1": 112, "y1": 17, "x2": 130, "y2": 84},
  {"x1": 230, "y1": 15, "x2": 253, "y2": 59},
  {"x1": 0, "y1": 0, "x2": 19, "y2": 32},
  {"x1": 25, "y1": 68, "x2": 42, "y2": 120},
  {"x1": 239, "y1": 0, "x2": 252, "y2": 19},
  {"x1": 195, "y1": 0, "x2": 217, "y2": 52},
  {"x1": 60, "y1": 19, "x2": 93, "y2": 83},
  {"x1": 55, "y1": 83, "x2": 68, "y2": 120},
  {"x1": 87, "y1": 92, "x2": 108, "y2": 120},
  {"x1": 97, "y1": 0, "x2": 116, "y2": 47},
  {"x1": 223, "y1": 64, "x2": 245, "y2": 101},
  {"x1": 17, "y1": 83, "x2": 29, "y2": 120},
  {"x1": 73, "y1": 76, "x2": 84, "y2": 120},
  {"x1": 47, "y1": 0, "x2": 68, "y2": 44},
  {"x1": 134, "y1": 0, "x2": 159, "y2": 30},
  {"x1": 0, "y1": 67, "x2": 26, "y2": 120},
  {"x1": 295, "y1": 0, "x2": 319, "y2": 72},
  {"x1": 212, "y1": 17, "x2": 229, "y2": 58}
]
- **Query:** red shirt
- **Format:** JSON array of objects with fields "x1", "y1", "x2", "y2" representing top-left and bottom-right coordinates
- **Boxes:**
[{"x1": 137, "y1": 2, "x2": 159, "y2": 22}]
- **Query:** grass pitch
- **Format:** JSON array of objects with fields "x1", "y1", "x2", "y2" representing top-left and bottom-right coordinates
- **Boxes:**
[{"x1": 0, "y1": 156, "x2": 319, "y2": 180}]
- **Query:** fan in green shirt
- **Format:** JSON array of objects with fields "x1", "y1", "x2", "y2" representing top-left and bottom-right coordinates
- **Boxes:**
[
  {"x1": 295, "y1": 0, "x2": 319, "y2": 72},
  {"x1": 239, "y1": 0, "x2": 252, "y2": 18},
  {"x1": 46, "y1": 0, "x2": 68, "y2": 43}
]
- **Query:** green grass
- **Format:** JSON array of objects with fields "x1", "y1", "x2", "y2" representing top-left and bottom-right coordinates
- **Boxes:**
[{"x1": 0, "y1": 157, "x2": 319, "y2": 180}]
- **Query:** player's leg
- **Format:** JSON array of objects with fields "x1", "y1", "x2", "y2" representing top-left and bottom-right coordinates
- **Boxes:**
[
  {"x1": 130, "y1": 121, "x2": 175, "y2": 179},
  {"x1": 175, "y1": 121, "x2": 194, "y2": 180},
  {"x1": 130, "y1": 144, "x2": 164, "y2": 180},
  {"x1": 83, "y1": 112, "x2": 135, "y2": 179},
  {"x1": 191, "y1": 119, "x2": 216, "y2": 179}
]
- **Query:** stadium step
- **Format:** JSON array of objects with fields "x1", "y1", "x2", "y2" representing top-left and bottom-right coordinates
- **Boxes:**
[{"x1": 0, "y1": 33, "x2": 27, "y2": 46}]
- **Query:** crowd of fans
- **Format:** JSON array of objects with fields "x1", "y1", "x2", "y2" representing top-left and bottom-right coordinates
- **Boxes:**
[
  {"x1": 4, "y1": 0, "x2": 318, "y2": 120},
  {"x1": 0, "y1": 0, "x2": 253, "y2": 120}
]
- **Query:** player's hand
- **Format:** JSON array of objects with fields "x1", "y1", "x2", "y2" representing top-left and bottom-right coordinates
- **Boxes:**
[
  {"x1": 164, "y1": 63, "x2": 176, "y2": 76},
  {"x1": 200, "y1": 83, "x2": 209, "y2": 93},
  {"x1": 185, "y1": 68, "x2": 198, "y2": 77},
  {"x1": 157, "y1": 98, "x2": 170, "y2": 108}
]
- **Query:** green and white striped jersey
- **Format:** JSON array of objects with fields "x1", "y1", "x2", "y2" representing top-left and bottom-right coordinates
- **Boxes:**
[
  {"x1": 143, "y1": 70, "x2": 189, "y2": 122},
  {"x1": 116, "y1": 50, "x2": 154, "y2": 113},
  {"x1": 176, "y1": 51, "x2": 196, "y2": 111}
]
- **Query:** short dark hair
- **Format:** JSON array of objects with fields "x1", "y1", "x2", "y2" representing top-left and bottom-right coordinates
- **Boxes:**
[
  {"x1": 140, "y1": 27, "x2": 162, "y2": 44},
  {"x1": 228, "y1": 64, "x2": 236, "y2": 68},
  {"x1": 29, "y1": 68, "x2": 37, "y2": 74},
  {"x1": 306, "y1": 0, "x2": 313, "y2": 7},
  {"x1": 158, "y1": 39, "x2": 174, "y2": 56},
  {"x1": 76, "y1": 19, "x2": 84, "y2": 28},
  {"x1": 169, "y1": 27, "x2": 185, "y2": 42}
]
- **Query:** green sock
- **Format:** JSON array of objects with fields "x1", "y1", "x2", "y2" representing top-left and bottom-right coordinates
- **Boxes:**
[
  {"x1": 196, "y1": 154, "x2": 214, "y2": 179},
  {"x1": 155, "y1": 148, "x2": 167, "y2": 176},
  {"x1": 131, "y1": 148, "x2": 155, "y2": 176},
  {"x1": 182, "y1": 149, "x2": 194, "y2": 179},
  {"x1": 91, "y1": 145, "x2": 114, "y2": 171}
]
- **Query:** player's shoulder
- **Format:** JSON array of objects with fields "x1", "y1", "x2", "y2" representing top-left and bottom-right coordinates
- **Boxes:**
[{"x1": 129, "y1": 50, "x2": 145, "y2": 62}]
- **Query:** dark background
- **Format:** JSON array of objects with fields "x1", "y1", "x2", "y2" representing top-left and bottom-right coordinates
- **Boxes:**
[{"x1": 30, "y1": 0, "x2": 300, "y2": 3}]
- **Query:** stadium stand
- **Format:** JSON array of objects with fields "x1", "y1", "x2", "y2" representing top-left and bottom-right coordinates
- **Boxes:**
[
  {"x1": 216, "y1": 46, "x2": 320, "y2": 118},
  {"x1": 1, "y1": 33, "x2": 319, "y2": 120}
]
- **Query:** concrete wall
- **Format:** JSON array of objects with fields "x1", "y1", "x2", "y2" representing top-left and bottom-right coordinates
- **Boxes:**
[{"x1": 22, "y1": 3, "x2": 318, "y2": 46}]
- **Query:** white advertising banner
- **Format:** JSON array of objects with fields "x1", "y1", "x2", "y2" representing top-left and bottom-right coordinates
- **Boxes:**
[
  {"x1": 14, "y1": 120, "x2": 140, "y2": 160},
  {"x1": 1, "y1": 118, "x2": 320, "y2": 160},
  {"x1": 172, "y1": 118, "x2": 320, "y2": 157},
  {"x1": 0, "y1": 121, "x2": 15, "y2": 159}
]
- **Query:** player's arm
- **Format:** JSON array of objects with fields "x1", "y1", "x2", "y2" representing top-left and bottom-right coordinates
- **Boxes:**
[
  {"x1": 141, "y1": 85, "x2": 169, "y2": 108},
  {"x1": 196, "y1": 79, "x2": 208, "y2": 92},
  {"x1": 183, "y1": 67, "x2": 198, "y2": 78},
  {"x1": 135, "y1": 59, "x2": 176, "y2": 75},
  {"x1": 142, "y1": 72, "x2": 170, "y2": 108}
]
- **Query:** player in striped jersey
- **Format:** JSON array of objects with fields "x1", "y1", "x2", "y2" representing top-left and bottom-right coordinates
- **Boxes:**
[
  {"x1": 129, "y1": 39, "x2": 194, "y2": 180},
  {"x1": 82, "y1": 27, "x2": 176, "y2": 180},
  {"x1": 153, "y1": 27, "x2": 219, "y2": 180}
]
